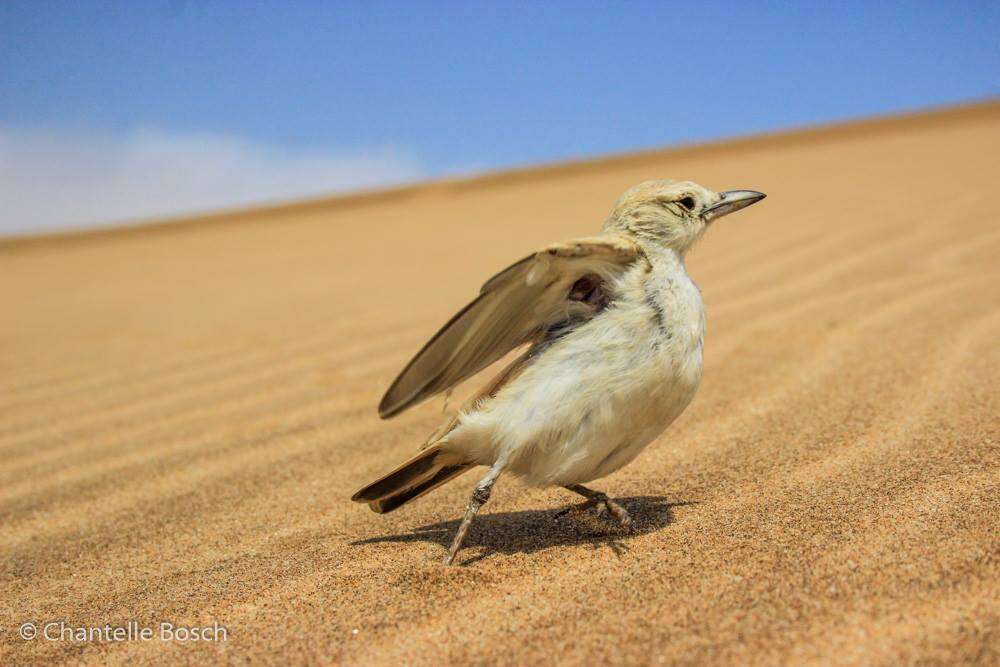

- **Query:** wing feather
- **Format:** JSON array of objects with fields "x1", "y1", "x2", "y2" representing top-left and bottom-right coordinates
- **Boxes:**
[{"x1": 378, "y1": 235, "x2": 645, "y2": 418}]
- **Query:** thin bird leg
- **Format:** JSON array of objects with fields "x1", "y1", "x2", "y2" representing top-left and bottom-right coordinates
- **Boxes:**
[
  {"x1": 559, "y1": 483, "x2": 635, "y2": 532},
  {"x1": 443, "y1": 461, "x2": 504, "y2": 565}
]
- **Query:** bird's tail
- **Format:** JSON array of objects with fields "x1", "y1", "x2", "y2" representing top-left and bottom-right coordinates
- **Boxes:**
[{"x1": 350, "y1": 444, "x2": 473, "y2": 514}]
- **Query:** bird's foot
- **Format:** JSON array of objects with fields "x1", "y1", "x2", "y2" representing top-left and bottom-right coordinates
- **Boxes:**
[
  {"x1": 555, "y1": 495, "x2": 634, "y2": 532},
  {"x1": 600, "y1": 497, "x2": 636, "y2": 532}
]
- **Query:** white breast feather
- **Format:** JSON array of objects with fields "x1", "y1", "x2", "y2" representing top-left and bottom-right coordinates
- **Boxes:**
[{"x1": 447, "y1": 252, "x2": 705, "y2": 486}]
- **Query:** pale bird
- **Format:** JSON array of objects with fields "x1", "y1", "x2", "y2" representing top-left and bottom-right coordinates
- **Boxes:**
[{"x1": 352, "y1": 180, "x2": 765, "y2": 564}]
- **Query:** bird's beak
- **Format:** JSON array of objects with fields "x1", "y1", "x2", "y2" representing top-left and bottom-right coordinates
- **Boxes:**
[{"x1": 703, "y1": 190, "x2": 766, "y2": 222}]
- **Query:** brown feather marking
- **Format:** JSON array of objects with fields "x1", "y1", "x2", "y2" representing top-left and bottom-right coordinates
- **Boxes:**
[
  {"x1": 567, "y1": 273, "x2": 609, "y2": 310},
  {"x1": 367, "y1": 464, "x2": 472, "y2": 513}
]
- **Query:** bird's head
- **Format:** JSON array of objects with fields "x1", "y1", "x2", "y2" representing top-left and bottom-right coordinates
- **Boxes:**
[{"x1": 604, "y1": 180, "x2": 765, "y2": 254}]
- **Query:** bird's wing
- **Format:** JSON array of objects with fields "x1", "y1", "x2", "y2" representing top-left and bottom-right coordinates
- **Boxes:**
[{"x1": 378, "y1": 235, "x2": 646, "y2": 418}]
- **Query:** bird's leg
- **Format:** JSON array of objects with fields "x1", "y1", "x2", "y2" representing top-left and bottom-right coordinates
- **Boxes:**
[
  {"x1": 558, "y1": 483, "x2": 635, "y2": 532},
  {"x1": 443, "y1": 461, "x2": 504, "y2": 565}
]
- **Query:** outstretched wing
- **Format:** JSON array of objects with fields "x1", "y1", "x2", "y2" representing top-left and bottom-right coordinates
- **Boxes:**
[{"x1": 378, "y1": 235, "x2": 646, "y2": 418}]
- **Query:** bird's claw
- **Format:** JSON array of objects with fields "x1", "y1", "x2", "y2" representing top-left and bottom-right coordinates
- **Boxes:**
[{"x1": 555, "y1": 497, "x2": 634, "y2": 532}]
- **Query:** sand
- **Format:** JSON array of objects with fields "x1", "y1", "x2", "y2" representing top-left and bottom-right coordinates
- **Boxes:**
[{"x1": 1, "y1": 102, "x2": 998, "y2": 665}]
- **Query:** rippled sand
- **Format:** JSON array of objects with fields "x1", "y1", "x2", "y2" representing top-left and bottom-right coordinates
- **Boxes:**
[{"x1": 2, "y1": 102, "x2": 998, "y2": 665}]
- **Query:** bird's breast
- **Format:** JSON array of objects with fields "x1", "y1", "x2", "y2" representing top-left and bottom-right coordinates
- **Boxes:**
[{"x1": 450, "y1": 262, "x2": 706, "y2": 484}]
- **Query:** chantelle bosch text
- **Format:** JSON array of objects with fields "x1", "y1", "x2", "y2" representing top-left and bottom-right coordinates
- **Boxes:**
[{"x1": 21, "y1": 621, "x2": 228, "y2": 643}]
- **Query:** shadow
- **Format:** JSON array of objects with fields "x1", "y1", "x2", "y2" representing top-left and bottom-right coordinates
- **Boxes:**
[{"x1": 351, "y1": 495, "x2": 698, "y2": 566}]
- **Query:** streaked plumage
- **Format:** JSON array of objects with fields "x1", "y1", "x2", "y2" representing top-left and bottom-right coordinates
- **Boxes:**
[{"x1": 353, "y1": 179, "x2": 765, "y2": 564}]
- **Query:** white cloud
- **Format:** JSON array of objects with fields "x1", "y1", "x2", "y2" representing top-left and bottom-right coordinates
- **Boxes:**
[{"x1": 0, "y1": 125, "x2": 425, "y2": 235}]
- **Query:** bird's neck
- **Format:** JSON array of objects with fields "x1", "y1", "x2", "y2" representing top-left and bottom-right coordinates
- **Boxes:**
[{"x1": 637, "y1": 241, "x2": 688, "y2": 275}]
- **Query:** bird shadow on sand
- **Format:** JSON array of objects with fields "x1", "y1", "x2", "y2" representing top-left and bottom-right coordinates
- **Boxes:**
[{"x1": 350, "y1": 495, "x2": 697, "y2": 566}]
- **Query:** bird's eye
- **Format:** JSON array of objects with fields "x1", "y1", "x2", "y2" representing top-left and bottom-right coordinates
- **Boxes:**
[{"x1": 678, "y1": 196, "x2": 696, "y2": 211}]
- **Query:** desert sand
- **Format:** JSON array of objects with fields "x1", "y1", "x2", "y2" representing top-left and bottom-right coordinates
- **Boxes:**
[{"x1": 1, "y1": 102, "x2": 998, "y2": 665}]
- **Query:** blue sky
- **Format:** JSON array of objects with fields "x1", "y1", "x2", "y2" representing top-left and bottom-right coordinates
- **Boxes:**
[{"x1": 2, "y1": 1, "x2": 998, "y2": 233}]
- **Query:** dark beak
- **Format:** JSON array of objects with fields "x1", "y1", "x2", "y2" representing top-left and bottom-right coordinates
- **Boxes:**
[{"x1": 703, "y1": 190, "x2": 766, "y2": 222}]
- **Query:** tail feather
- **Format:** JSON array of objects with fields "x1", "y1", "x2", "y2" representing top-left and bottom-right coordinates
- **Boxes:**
[{"x1": 351, "y1": 444, "x2": 472, "y2": 514}]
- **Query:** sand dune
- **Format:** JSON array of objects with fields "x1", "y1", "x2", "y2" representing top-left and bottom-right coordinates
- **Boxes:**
[{"x1": 2, "y1": 102, "x2": 998, "y2": 665}]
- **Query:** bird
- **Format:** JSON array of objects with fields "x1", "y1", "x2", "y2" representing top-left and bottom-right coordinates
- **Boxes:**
[{"x1": 352, "y1": 179, "x2": 765, "y2": 564}]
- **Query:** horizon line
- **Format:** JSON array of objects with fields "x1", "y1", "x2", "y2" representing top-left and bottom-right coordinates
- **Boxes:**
[{"x1": 3, "y1": 96, "x2": 997, "y2": 251}]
